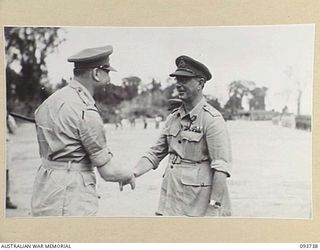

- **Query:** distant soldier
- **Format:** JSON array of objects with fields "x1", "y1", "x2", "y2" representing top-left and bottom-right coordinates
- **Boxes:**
[
  {"x1": 129, "y1": 55, "x2": 232, "y2": 216},
  {"x1": 129, "y1": 116, "x2": 136, "y2": 128},
  {"x1": 155, "y1": 116, "x2": 162, "y2": 129},
  {"x1": 31, "y1": 45, "x2": 135, "y2": 216},
  {"x1": 6, "y1": 112, "x2": 18, "y2": 209},
  {"x1": 114, "y1": 110, "x2": 123, "y2": 129},
  {"x1": 142, "y1": 116, "x2": 148, "y2": 129},
  {"x1": 280, "y1": 105, "x2": 289, "y2": 119}
]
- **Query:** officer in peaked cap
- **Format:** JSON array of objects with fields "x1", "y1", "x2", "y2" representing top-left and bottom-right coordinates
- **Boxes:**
[
  {"x1": 68, "y1": 45, "x2": 117, "y2": 72},
  {"x1": 169, "y1": 55, "x2": 212, "y2": 81},
  {"x1": 31, "y1": 45, "x2": 135, "y2": 217},
  {"x1": 130, "y1": 55, "x2": 232, "y2": 217}
]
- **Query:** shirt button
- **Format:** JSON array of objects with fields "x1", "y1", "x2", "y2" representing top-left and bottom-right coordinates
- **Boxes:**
[{"x1": 178, "y1": 140, "x2": 182, "y2": 144}]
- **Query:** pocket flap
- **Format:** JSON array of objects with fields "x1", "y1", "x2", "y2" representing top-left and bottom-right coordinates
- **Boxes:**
[
  {"x1": 163, "y1": 124, "x2": 180, "y2": 137},
  {"x1": 81, "y1": 172, "x2": 96, "y2": 186},
  {"x1": 180, "y1": 131, "x2": 203, "y2": 142},
  {"x1": 181, "y1": 165, "x2": 213, "y2": 186}
]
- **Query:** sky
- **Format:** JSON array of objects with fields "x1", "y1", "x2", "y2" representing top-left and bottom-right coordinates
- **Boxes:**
[{"x1": 46, "y1": 25, "x2": 315, "y2": 115}]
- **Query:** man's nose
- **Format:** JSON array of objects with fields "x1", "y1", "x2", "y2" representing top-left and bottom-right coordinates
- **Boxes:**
[{"x1": 175, "y1": 81, "x2": 183, "y2": 87}]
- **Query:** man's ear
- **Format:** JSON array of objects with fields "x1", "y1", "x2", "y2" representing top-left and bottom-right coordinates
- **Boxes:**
[
  {"x1": 198, "y1": 77, "x2": 205, "y2": 89},
  {"x1": 92, "y1": 68, "x2": 100, "y2": 82}
]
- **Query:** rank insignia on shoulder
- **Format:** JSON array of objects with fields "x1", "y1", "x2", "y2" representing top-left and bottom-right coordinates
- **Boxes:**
[{"x1": 203, "y1": 104, "x2": 219, "y2": 117}]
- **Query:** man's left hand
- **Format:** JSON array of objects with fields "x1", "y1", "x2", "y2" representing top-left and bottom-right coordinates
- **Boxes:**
[{"x1": 210, "y1": 170, "x2": 228, "y2": 204}]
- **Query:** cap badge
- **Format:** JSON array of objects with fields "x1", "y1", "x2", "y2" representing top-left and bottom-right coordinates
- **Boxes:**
[{"x1": 178, "y1": 59, "x2": 186, "y2": 68}]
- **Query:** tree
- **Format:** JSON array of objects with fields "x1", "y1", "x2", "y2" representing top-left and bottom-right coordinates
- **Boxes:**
[
  {"x1": 228, "y1": 81, "x2": 248, "y2": 104},
  {"x1": 119, "y1": 78, "x2": 169, "y2": 119},
  {"x1": 5, "y1": 27, "x2": 65, "y2": 114},
  {"x1": 122, "y1": 76, "x2": 141, "y2": 100},
  {"x1": 225, "y1": 80, "x2": 248, "y2": 113},
  {"x1": 283, "y1": 66, "x2": 311, "y2": 115},
  {"x1": 225, "y1": 80, "x2": 260, "y2": 113},
  {"x1": 149, "y1": 78, "x2": 162, "y2": 92},
  {"x1": 205, "y1": 95, "x2": 223, "y2": 112},
  {"x1": 249, "y1": 87, "x2": 268, "y2": 110},
  {"x1": 224, "y1": 95, "x2": 242, "y2": 114},
  {"x1": 94, "y1": 83, "x2": 126, "y2": 106}
]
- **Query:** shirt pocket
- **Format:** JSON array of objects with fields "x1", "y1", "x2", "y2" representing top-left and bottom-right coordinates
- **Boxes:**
[
  {"x1": 163, "y1": 123, "x2": 180, "y2": 137},
  {"x1": 179, "y1": 131, "x2": 204, "y2": 158},
  {"x1": 180, "y1": 130, "x2": 203, "y2": 142},
  {"x1": 180, "y1": 165, "x2": 213, "y2": 187}
]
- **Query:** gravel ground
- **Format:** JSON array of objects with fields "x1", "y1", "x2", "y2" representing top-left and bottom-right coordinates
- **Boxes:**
[{"x1": 5, "y1": 120, "x2": 312, "y2": 218}]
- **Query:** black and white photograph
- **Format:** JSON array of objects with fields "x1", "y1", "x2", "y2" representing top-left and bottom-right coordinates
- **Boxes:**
[{"x1": 4, "y1": 25, "x2": 314, "y2": 219}]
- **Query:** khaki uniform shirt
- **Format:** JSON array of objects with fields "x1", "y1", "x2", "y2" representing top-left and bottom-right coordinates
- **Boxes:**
[
  {"x1": 31, "y1": 80, "x2": 112, "y2": 216},
  {"x1": 35, "y1": 80, "x2": 112, "y2": 166},
  {"x1": 144, "y1": 97, "x2": 232, "y2": 216}
]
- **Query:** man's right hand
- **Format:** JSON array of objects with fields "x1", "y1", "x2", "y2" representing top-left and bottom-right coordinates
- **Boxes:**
[
  {"x1": 97, "y1": 161, "x2": 135, "y2": 190},
  {"x1": 119, "y1": 174, "x2": 135, "y2": 191}
]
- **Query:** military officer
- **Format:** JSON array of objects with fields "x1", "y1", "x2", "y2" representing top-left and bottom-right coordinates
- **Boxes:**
[
  {"x1": 31, "y1": 45, "x2": 135, "y2": 216},
  {"x1": 131, "y1": 55, "x2": 232, "y2": 216}
]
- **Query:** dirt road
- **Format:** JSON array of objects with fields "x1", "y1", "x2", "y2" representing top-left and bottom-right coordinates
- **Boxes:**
[{"x1": 6, "y1": 120, "x2": 312, "y2": 218}]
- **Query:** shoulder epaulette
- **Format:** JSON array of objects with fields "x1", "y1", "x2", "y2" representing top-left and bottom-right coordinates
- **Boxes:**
[
  {"x1": 202, "y1": 104, "x2": 220, "y2": 117},
  {"x1": 86, "y1": 105, "x2": 99, "y2": 112},
  {"x1": 171, "y1": 108, "x2": 179, "y2": 114},
  {"x1": 81, "y1": 106, "x2": 99, "y2": 120},
  {"x1": 87, "y1": 108, "x2": 98, "y2": 112}
]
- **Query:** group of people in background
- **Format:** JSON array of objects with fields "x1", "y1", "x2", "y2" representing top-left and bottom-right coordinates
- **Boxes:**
[{"x1": 114, "y1": 115, "x2": 163, "y2": 130}]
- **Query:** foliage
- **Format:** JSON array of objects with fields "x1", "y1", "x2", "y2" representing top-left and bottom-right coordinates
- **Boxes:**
[
  {"x1": 204, "y1": 95, "x2": 223, "y2": 112},
  {"x1": 225, "y1": 80, "x2": 268, "y2": 113},
  {"x1": 5, "y1": 27, "x2": 66, "y2": 116},
  {"x1": 249, "y1": 87, "x2": 268, "y2": 110},
  {"x1": 122, "y1": 76, "x2": 141, "y2": 100},
  {"x1": 94, "y1": 84, "x2": 126, "y2": 106},
  {"x1": 5, "y1": 27, "x2": 230, "y2": 121},
  {"x1": 119, "y1": 79, "x2": 169, "y2": 119}
]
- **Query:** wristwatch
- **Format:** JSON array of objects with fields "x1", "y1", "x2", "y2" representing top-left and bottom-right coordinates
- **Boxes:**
[{"x1": 209, "y1": 199, "x2": 221, "y2": 208}]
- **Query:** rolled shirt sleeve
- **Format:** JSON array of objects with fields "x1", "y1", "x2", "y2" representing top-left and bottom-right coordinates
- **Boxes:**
[
  {"x1": 206, "y1": 115, "x2": 232, "y2": 177},
  {"x1": 79, "y1": 108, "x2": 113, "y2": 167}
]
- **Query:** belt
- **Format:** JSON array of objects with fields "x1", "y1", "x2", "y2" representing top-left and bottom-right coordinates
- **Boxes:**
[
  {"x1": 41, "y1": 158, "x2": 93, "y2": 172},
  {"x1": 169, "y1": 153, "x2": 209, "y2": 165}
]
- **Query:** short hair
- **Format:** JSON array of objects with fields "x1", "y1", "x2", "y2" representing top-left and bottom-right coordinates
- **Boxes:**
[
  {"x1": 196, "y1": 76, "x2": 206, "y2": 89},
  {"x1": 73, "y1": 68, "x2": 91, "y2": 77}
]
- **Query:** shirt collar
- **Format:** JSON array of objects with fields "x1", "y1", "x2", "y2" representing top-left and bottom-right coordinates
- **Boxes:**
[
  {"x1": 189, "y1": 97, "x2": 207, "y2": 118},
  {"x1": 177, "y1": 97, "x2": 206, "y2": 119},
  {"x1": 69, "y1": 79, "x2": 95, "y2": 105}
]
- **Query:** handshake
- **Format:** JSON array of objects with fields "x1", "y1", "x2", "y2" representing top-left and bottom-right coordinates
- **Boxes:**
[
  {"x1": 97, "y1": 157, "x2": 154, "y2": 191},
  {"x1": 117, "y1": 157, "x2": 155, "y2": 191},
  {"x1": 118, "y1": 171, "x2": 135, "y2": 192}
]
